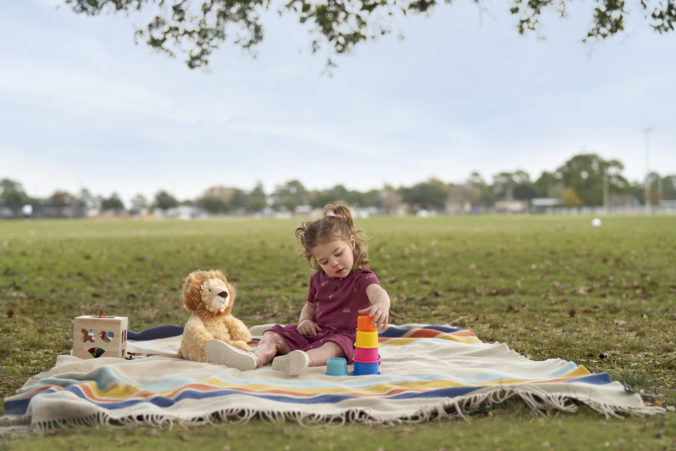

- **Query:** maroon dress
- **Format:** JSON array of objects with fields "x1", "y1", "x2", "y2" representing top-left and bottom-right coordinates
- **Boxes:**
[{"x1": 267, "y1": 268, "x2": 380, "y2": 363}]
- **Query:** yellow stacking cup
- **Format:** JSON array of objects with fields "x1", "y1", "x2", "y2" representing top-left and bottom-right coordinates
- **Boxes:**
[{"x1": 354, "y1": 330, "x2": 379, "y2": 348}]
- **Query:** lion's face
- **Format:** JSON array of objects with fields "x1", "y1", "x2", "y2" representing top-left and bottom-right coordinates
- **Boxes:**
[
  {"x1": 200, "y1": 277, "x2": 231, "y2": 313},
  {"x1": 182, "y1": 270, "x2": 235, "y2": 317}
]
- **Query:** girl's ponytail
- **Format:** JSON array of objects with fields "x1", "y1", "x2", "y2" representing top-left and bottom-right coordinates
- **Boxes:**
[{"x1": 323, "y1": 203, "x2": 355, "y2": 229}]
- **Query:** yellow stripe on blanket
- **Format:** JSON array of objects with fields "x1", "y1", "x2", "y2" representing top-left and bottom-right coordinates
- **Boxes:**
[
  {"x1": 564, "y1": 365, "x2": 591, "y2": 377},
  {"x1": 381, "y1": 336, "x2": 481, "y2": 346},
  {"x1": 89, "y1": 382, "x2": 142, "y2": 398}
]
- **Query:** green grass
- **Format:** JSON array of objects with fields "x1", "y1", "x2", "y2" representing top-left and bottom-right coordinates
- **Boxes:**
[
  {"x1": 4, "y1": 411, "x2": 674, "y2": 450},
  {"x1": 1, "y1": 215, "x2": 675, "y2": 449}
]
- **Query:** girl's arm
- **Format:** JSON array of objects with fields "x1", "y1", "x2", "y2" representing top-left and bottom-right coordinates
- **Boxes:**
[
  {"x1": 359, "y1": 284, "x2": 391, "y2": 330},
  {"x1": 297, "y1": 302, "x2": 321, "y2": 336}
]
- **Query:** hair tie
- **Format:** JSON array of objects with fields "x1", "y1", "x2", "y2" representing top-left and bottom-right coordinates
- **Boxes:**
[{"x1": 327, "y1": 212, "x2": 345, "y2": 220}]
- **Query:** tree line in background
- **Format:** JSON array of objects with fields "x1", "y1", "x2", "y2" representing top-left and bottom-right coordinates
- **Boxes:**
[{"x1": 1, "y1": 153, "x2": 675, "y2": 217}]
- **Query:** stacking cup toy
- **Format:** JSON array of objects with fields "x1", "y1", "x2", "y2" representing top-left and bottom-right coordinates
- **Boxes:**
[
  {"x1": 357, "y1": 315, "x2": 376, "y2": 331},
  {"x1": 352, "y1": 315, "x2": 381, "y2": 376},
  {"x1": 354, "y1": 330, "x2": 379, "y2": 348},
  {"x1": 353, "y1": 360, "x2": 380, "y2": 375},
  {"x1": 326, "y1": 357, "x2": 348, "y2": 376},
  {"x1": 353, "y1": 346, "x2": 380, "y2": 362}
]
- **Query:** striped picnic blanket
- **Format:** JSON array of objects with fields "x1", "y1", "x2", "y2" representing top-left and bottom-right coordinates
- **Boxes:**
[{"x1": 1, "y1": 324, "x2": 661, "y2": 430}]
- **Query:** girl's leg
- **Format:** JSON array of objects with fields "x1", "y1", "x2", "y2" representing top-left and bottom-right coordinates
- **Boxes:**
[
  {"x1": 271, "y1": 341, "x2": 344, "y2": 376},
  {"x1": 253, "y1": 331, "x2": 291, "y2": 368},
  {"x1": 205, "y1": 331, "x2": 291, "y2": 371},
  {"x1": 306, "y1": 341, "x2": 344, "y2": 367}
]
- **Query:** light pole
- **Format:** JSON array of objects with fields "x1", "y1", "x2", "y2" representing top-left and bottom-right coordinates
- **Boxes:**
[
  {"x1": 644, "y1": 127, "x2": 653, "y2": 213},
  {"x1": 603, "y1": 170, "x2": 609, "y2": 214}
]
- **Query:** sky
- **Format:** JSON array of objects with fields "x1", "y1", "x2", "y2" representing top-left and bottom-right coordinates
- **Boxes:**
[{"x1": 1, "y1": 0, "x2": 675, "y2": 205}]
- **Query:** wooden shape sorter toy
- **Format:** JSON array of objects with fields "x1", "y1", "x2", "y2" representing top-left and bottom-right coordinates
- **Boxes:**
[{"x1": 72, "y1": 315, "x2": 128, "y2": 359}]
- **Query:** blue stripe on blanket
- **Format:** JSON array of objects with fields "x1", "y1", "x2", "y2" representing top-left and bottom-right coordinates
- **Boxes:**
[
  {"x1": 127, "y1": 325, "x2": 183, "y2": 341},
  {"x1": 4, "y1": 398, "x2": 29, "y2": 416},
  {"x1": 564, "y1": 373, "x2": 612, "y2": 385}
]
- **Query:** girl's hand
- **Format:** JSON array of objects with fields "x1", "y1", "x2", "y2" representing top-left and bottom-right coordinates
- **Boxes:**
[
  {"x1": 358, "y1": 304, "x2": 389, "y2": 331},
  {"x1": 363, "y1": 284, "x2": 391, "y2": 331},
  {"x1": 297, "y1": 319, "x2": 321, "y2": 336}
]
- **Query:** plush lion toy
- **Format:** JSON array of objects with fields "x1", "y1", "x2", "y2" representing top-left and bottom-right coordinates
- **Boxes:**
[{"x1": 178, "y1": 270, "x2": 252, "y2": 363}]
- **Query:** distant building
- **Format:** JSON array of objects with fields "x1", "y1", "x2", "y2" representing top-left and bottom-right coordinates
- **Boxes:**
[
  {"x1": 609, "y1": 194, "x2": 639, "y2": 208},
  {"x1": 445, "y1": 200, "x2": 472, "y2": 215},
  {"x1": 659, "y1": 200, "x2": 676, "y2": 211},
  {"x1": 0, "y1": 201, "x2": 87, "y2": 219},
  {"x1": 495, "y1": 200, "x2": 530, "y2": 214},
  {"x1": 0, "y1": 206, "x2": 15, "y2": 219},
  {"x1": 294, "y1": 205, "x2": 313, "y2": 217},
  {"x1": 530, "y1": 198, "x2": 563, "y2": 213},
  {"x1": 155, "y1": 205, "x2": 205, "y2": 220}
]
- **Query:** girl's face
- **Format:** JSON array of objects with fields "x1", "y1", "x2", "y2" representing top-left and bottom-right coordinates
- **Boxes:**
[{"x1": 311, "y1": 237, "x2": 355, "y2": 278}]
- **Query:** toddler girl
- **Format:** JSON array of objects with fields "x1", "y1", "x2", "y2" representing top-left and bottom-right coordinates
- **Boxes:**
[{"x1": 205, "y1": 202, "x2": 391, "y2": 376}]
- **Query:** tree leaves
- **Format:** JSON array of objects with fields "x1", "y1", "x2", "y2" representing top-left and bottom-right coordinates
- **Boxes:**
[{"x1": 63, "y1": 0, "x2": 676, "y2": 69}]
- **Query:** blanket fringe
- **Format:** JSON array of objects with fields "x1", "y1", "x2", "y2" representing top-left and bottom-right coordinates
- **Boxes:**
[{"x1": 22, "y1": 385, "x2": 664, "y2": 432}]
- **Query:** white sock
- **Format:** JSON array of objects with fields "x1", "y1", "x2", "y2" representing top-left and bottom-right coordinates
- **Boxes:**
[
  {"x1": 204, "y1": 340, "x2": 257, "y2": 371},
  {"x1": 271, "y1": 350, "x2": 309, "y2": 376}
]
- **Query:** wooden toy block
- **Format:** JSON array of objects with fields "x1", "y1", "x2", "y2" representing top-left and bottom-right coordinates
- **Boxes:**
[{"x1": 72, "y1": 315, "x2": 128, "y2": 359}]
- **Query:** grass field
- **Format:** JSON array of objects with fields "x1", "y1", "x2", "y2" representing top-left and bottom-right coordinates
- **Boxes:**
[{"x1": 1, "y1": 215, "x2": 674, "y2": 449}]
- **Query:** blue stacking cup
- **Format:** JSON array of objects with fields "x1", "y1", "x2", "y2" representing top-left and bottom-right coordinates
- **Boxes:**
[
  {"x1": 352, "y1": 359, "x2": 381, "y2": 376},
  {"x1": 326, "y1": 357, "x2": 349, "y2": 376}
]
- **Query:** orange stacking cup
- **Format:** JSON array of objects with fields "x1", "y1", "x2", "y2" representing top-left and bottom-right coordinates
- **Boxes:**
[
  {"x1": 354, "y1": 330, "x2": 379, "y2": 348},
  {"x1": 357, "y1": 315, "x2": 376, "y2": 331}
]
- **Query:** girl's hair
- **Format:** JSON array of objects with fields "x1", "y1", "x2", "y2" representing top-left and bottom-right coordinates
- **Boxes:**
[{"x1": 295, "y1": 202, "x2": 369, "y2": 272}]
